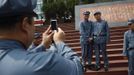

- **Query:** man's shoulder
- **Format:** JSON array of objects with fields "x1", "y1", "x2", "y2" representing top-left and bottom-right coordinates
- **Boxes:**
[
  {"x1": 10, "y1": 50, "x2": 60, "y2": 73},
  {"x1": 80, "y1": 20, "x2": 84, "y2": 23},
  {"x1": 79, "y1": 21, "x2": 84, "y2": 25},
  {"x1": 124, "y1": 30, "x2": 130, "y2": 36},
  {"x1": 9, "y1": 49, "x2": 52, "y2": 57},
  {"x1": 8, "y1": 49, "x2": 55, "y2": 63},
  {"x1": 101, "y1": 20, "x2": 107, "y2": 22},
  {"x1": 26, "y1": 51, "x2": 55, "y2": 59},
  {"x1": 23, "y1": 51, "x2": 57, "y2": 68}
]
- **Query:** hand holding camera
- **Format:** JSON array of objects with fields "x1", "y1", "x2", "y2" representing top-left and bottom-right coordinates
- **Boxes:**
[
  {"x1": 53, "y1": 28, "x2": 65, "y2": 43},
  {"x1": 41, "y1": 26, "x2": 54, "y2": 49},
  {"x1": 41, "y1": 19, "x2": 65, "y2": 48}
]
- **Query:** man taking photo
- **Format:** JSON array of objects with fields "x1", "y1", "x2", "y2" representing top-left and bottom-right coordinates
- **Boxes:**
[{"x1": 0, "y1": 0, "x2": 83, "y2": 75}]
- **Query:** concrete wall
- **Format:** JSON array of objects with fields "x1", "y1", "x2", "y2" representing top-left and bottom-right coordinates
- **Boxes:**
[{"x1": 75, "y1": 1, "x2": 134, "y2": 30}]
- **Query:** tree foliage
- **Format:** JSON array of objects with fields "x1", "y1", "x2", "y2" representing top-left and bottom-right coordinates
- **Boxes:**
[{"x1": 42, "y1": 0, "x2": 79, "y2": 20}]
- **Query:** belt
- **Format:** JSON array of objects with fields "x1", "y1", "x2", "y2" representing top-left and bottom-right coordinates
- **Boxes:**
[
  {"x1": 129, "y1": 48, "x2": 134, "y2": 50},
  {"x1": 93, "y1": 35, "x2": 106, "y2": 36}
]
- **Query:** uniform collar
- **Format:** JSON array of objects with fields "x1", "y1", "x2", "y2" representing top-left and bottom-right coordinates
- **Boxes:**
[
  {"x1": 84, "y1": 20, "x2": 89, "y2": 22},
  {"x1": 96, "y1": 19, "x2": 102, "y2": 22},
  {"x1": 0, "y1": 40, "x2": 26, "y2": 50}
]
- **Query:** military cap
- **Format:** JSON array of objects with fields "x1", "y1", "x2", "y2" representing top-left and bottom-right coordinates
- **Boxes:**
[
  {"x1": 0, "y1": 0, "x2": 37, "y2": 17},
  {"x1": 94, "y1": 11, "x2": 101, "y2": 15},
  {"x1": 83, "y1": 11, "x2": 90, "y2": 15},
  {"x1": 127, "y1": 19, "x2": 134, "y2": 25}
]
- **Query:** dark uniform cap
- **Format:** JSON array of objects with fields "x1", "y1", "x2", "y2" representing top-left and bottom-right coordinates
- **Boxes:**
[
  {"x1": 83, "y1": 11, "x2": 90, "y2": 15},
  {"x1": 0, "y1": 0, "x2": 37, "y2": 17},
  {"x1": 94, "y1": 11, "x2": 101, "y2": 15},
  {"x1": 127, "y1": 19, "x2": 134, "y2": 25}
]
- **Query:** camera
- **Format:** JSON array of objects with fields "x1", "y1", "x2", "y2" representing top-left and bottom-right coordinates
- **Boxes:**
[{"x1": 50, "y1": 19, "x2": 58, "y2": 30}]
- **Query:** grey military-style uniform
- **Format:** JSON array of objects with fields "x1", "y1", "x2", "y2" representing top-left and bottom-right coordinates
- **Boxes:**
[
  {"x1": 0, "y1": 40, "x2": 83, "y2": 75},
  {"x1": 79, "y1": 20, "x2": 93, "y2": 65},
  {"x1": 0, "y1": 0, "x2": 83, "y2": 74},
  {"x1": 93, "y1": 20, "x2": 110, "y2": 67},
  {"x1": 123, "y1": 30, "x2": 134, "y2": 75}
]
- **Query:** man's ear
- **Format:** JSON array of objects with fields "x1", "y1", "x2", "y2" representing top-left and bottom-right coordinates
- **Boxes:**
[{"x1": 20, "y1": 17, "x2": 30, "y2": 33}]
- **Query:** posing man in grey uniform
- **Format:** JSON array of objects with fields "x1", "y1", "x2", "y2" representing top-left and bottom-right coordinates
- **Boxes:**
[
  {"x1": 123, "y1": 19, "x2": 134, "y2": 75},
  {"x1": 79, "y1": 11, "x2": 93, "y2": 67},
  {"x1": 0, "y1": 0, "x2": 83, "y2": 75},
  {"x1": 93, "y1": 12, "x2": 110, "y2": 71}
]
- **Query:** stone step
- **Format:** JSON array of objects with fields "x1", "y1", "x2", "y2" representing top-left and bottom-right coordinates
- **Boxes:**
[
  {"x1": 76, "y1": 48, "x2": 123, "y2": 55},
  {"x1": 65, "y1": 30, "x2": 78, "y2": 33},
  {"x1": 71, "y1": 43, "x2": 123, "y2": 49},
  {"x1": 79, "y1": 54, "x2": 125, "y2": 61},
  {"x1": 110, "y1": 28, "x2": 128, "y2": 33},
  {"x1": 65, "y1": 39, "x2": 123, "y2": 44},
  {"x1": 65, "y1": 39, "x2": 80, "y2": 43},
  {"x1": 85, "y1": 67, "x2": 128, "y2": 75},
  {"x1": 65, "y1": 35, "x2": 123, "y2": 40},
  {"x1": 110, "y1": 26, "x2": 128, "y2": 30},
  {"x1": 84, "y1": 60, "x2": 128, "y2": 68},
  {"x1": 59, "y1": 25, "x2": 75, "y2": 28},
  {"x1": 65, "y1": 31, "x2": 125, "y2": 36},
  {"x1": 67, "y1": 39, "x2": 123, "y2": 47},
  {"x1": 64, "y1": 27, "x2": 128, "y2": 33}
]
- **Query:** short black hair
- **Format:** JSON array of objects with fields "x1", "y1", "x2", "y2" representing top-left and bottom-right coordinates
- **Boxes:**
[
  {"x1": 128, "y1": 23, "x2": 134, "y2": 26},
  {"x1": 0, "y1": 15, "x2": 33, "y2": 31}
]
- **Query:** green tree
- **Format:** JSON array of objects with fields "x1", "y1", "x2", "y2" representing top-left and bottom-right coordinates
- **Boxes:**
[
  {"x1": 42, "y1": 0, "x2": 79, "y2": 21},
  {"x1": 66, "y1": 0, "x2": 79, "y2": 17},
  {"x1": 81, "y1": 0, "x2": 95, "y2": 4}
]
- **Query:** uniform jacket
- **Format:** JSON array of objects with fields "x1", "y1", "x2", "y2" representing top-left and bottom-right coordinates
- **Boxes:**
[
  {"x1": 93, "y1": 20, "x2": 110, "y2": 44},
  {"x1": 0, "y1": 40, "x2": 83, "y2": 75},
  {"x1": 123, "y1": 30, "x2": 134, "y2": 56},
  {"x1": 79, "y1": 20, "x2": 93, "y2": 44}
]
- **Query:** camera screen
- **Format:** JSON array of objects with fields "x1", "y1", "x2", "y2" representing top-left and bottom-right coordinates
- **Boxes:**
[{"x1": 51, "y1": 20, "x2": 57, "y2": 30}]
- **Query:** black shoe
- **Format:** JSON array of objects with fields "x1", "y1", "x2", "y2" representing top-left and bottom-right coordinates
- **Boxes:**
[
  {"x1": 83, "y1": 67, "x2": 87, "y2": 72},
  {"x1": 82, "y1": 62, "x2": 86, "y2": 66},
  {"x1": 83, "y1": 65, "x2": 88, "y2": 72},
  {"x1": 95, "y1": 66, "x2": 101, "y2": 71},
  {"x1": 104, "y1": 66, "x2": 109, "y2": 72},
  {"x1": 88, "y1": 64, "x2": 95, "y2": 70}
]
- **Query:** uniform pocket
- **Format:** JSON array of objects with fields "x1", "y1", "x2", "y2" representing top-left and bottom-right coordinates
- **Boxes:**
[
  {"x1": 128, "y1": 35, "x2": 134, "y2": 42},
  {"x1": 80, "y1": 36, "x2": 85, "y2": 44}
]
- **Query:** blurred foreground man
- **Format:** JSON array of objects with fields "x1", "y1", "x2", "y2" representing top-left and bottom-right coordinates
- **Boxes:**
[
  {"x1": 0, "y1": 0, "x2": 83, "y2": 75},
  {"x1": 28, "y1": 32, "x2": 42, "y2": 51},
  {"x1": 79, "y1": 11, "x2": 93, "y2": 67},
  {"x1": 93, "y1": 12, "x2": 110, "y2": 71},
  {"x1": 123, "y1": 19, "x2": 134, "y2": 75}
]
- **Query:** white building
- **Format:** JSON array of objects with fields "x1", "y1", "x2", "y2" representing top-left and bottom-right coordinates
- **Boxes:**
[{"x1": 34, "y1": 0, "x2": 45, "y2": 26}]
